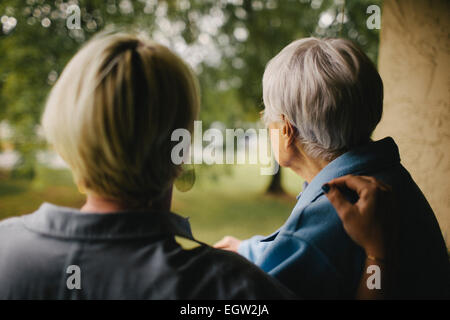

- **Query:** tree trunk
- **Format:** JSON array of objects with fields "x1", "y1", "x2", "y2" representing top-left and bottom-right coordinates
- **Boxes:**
[{"x1": 266, "y1": 168, "x2": 285, "y2": 195}]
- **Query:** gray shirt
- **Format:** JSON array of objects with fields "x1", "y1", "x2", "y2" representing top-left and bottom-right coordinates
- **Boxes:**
[{"x1": 0, "y1": 203, "x2": 294, "y2": 299}]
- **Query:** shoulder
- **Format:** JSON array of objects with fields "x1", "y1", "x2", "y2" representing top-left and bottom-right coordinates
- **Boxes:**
[
  {"x1": 0, "y1": 213, "x2": 48, "y2": 299},
  {"x1": 0, "y1": 215, "x2": 26, "y2": 237},
  {"x1": 301, "y1": 195, "x2": 339, "y2": 223},
  {"x1": 0, "y1": 216, "x2": 27, "y2": 255},
  {"x1": 186, "y1": 245, "x2": 296, "y2": 299},
  {"x1": 0, "y1": 213, "x2": 43, "y2": 260},
  {"x1": 0, "y1": 216, "x2": 23, "y2": 228},
  {"x1": 290, "y1": 195, "x2": 342, "y2": 240},
  {"x1": 0, "y1": 211, "x2": 40, "y2": 240},
  {"x1": 0, "y1": 212, "x2": 47, "y2": 264},
  {"x1": 288, "y1": 194, "x2": 362, "y2": 259}
]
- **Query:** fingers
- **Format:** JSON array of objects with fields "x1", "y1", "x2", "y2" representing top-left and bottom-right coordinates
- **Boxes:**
[
  {"x1": 374, "y1": 179, "x2": 392, "y2": 192},
  {"x1": 213, "y1": 236, "x2": 236, "y2": 249},
  {"x1": 324, "y1": 175, "x2": 392, "y2": 217},
  {"x1": 213, "y1": 237, "x2": 230, "y2": 249},
  {"x1": 324, "y1": 175, "x2": 392, "y2": 255},
  {"x1": 327, "y1": 175, "x2": 392, "y2": 196},
  {"x1": 214, "y1": 236, "x2": 241, "y2": 253},
  {"x1": 323, "y1": 183, "x2": 356, "y2": 222},
  {"x1": 325, "y1": 175, "x2": 393, "y2": 222},
  {"x1": 327, "y1": 175, "x2": 373, "y2": 195}
]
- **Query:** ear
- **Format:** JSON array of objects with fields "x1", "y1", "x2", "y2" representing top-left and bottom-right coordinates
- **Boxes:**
[
  {"x1": 282, "y1": 116, "x2": 297, "y2": 149},
  {"x1": 77, "y1": 183, "x2": 86, "y2": 195},
  {"x1": 76, "y1": 178, "x2": 88, "y2": 195}
]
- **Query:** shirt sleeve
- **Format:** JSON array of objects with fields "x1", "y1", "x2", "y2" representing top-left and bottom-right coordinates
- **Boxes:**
[
  {"x1": 259, "y1": 234, "x2": 345, "y2": 299},
  {"x1": 237, "y1": 235, "x2": 272, "y2": 263}
]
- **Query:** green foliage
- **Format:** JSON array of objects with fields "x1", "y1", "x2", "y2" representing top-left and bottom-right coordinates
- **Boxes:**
[
  {"x1": 0, "y1": 164, "x2": 300, "y2": 244},
  {"x1": 0, "y1": 0, "x2": 381, "y2": 177}
]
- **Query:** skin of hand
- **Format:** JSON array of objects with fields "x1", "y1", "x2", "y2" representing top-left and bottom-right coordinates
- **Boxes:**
[
  {"x1": 323, "y1": 175, "x2": 394, "y2": 300},
  {"x1": 213, "y1": 236, "x2": 242, "y2": 252},
  {"x1": 322, "y1": 175, "x2": 392, "y2": 258}
]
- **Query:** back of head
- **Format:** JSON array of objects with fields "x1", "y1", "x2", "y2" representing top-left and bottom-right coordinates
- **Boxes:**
[
  {"x1": 263, "y1": 37, "x2": 384, "y2": 160},
  {"x1": 42, "y1": 32, "x2": 199, "y2": 207}
]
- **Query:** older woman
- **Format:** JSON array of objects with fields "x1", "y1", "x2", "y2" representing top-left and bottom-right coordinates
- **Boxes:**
[{"x1": 216, "y1": 38, "x2": 449, "y2": 299}]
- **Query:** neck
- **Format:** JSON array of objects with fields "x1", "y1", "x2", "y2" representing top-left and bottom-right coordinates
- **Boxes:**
[
  {"x1": 80, "y1": 187, "x2": 173, "y2": 214},
  {"x1": 289, "y1": 145, "x2": 330, "y2": 183}
]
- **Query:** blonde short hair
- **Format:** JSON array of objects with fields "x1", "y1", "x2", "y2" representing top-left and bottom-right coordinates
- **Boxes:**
[
  {"x1": 42, "y1": 32, "x2": 199, "y2": 207},
  {"x1": 262, "y1": 37, "x2": 383, "y2": 160}
]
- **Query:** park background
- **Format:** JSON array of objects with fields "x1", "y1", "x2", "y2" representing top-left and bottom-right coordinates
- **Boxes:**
[{"x1": 0, "y1": 0, "x2": 448, "y2": 248}]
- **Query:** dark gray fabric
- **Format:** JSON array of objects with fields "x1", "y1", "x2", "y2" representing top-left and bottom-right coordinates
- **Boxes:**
[{"x1": 0, "y1": 203, "x2": 295, "y2": 300}]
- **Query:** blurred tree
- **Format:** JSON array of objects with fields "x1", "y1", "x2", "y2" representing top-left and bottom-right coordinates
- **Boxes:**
[{"x1": 0, "y1": 0, "x2": 381, "y2": 192}]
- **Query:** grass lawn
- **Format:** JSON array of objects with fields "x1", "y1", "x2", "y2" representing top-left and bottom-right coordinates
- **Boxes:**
[{"x1": 0, "y1": 165, "x2": 304, "y2": 246}]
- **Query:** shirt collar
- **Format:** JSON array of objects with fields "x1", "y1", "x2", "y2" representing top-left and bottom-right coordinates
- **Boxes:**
[
  {"x1": 22, "y1": 202, "x2": 197, "y2": 242},
  {"x1": 296, "y1": 137, "x2": 400, "y2": 207}
]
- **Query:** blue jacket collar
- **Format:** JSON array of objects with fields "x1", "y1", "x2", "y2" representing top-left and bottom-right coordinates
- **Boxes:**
[{"x1": 297, "y1": 137, "x2": 400, "y2": 207}]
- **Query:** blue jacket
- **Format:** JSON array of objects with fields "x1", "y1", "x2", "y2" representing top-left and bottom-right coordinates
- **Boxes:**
[{"x1": 239, "y1": 137, "x2": 450, "y2": 299}]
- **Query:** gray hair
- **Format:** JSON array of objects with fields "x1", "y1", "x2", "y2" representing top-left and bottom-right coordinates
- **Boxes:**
[{"x1": 262, "y1": 37, "x2": 383, "y2": 161}]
